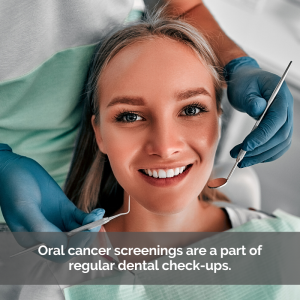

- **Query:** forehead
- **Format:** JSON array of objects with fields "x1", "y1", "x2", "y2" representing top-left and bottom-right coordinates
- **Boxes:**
[{"x1": 98, "y1": 37, "x2": 215, "y2": 106}]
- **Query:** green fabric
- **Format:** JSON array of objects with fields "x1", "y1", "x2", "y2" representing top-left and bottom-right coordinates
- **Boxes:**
[
  {"x1": 0, "y1": 43, "x2": 96, "y2": 223},
  {"x1": 125, "y1": 10, "x2": 144, "y2": 23},
  {"x1": 64, "y1": 210, "x2": 300, "y2": 300},
  {"x1": 0, "y1": 9, "x2": 143, "y2": 225}
]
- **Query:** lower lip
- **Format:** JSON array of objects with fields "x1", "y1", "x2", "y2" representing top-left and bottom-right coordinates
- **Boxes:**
[{"x1": 138, "y1": 165, "x2": 192, "y2": 187}]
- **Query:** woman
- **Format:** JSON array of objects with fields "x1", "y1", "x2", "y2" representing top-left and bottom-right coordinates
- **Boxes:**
[{"x1": 64, "y1": 11, "x2": 262, "y2": 233}]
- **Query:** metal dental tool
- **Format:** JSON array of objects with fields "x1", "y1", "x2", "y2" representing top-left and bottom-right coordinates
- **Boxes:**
[
  {"x1": 208, "y1": 61, "x2": 292, "y2": 189},
  {"x1": 10, "y1": 196, "x2": 131, "y2": 258}
]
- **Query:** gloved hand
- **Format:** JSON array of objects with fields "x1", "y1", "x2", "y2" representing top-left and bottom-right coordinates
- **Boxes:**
[
  {"x1": 225, "y1": 57, "x2": 293, "y2": 167},
  {"x1": 0, "y1": 144, "x2": 105, "y2": 251}
]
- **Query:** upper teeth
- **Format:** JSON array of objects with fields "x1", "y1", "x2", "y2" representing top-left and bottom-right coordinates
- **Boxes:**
[{"x1": 144, "y1": 166, "x2": 186, "y2": 178}]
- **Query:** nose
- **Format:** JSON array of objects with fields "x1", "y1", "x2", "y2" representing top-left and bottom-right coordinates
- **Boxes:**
[{"x1": 145, "y1": 119, "x2": 185, "y2": 159}]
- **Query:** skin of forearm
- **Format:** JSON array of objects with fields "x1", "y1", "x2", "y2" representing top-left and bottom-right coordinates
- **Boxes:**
[{"x1": 163, "y1": 0, "x2": 248, "y2": 66}]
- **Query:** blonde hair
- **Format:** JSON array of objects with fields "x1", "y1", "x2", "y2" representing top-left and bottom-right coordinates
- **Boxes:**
[{"x1": 64, "y1": 10, "x2": 228, "y2": 214}]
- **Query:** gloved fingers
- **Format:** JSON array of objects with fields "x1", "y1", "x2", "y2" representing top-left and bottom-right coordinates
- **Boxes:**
[
  {"x1": 242, "y1": 73, "x2": 281, "y2": 119},
  {"x1": 82, "y1": 208, "x2": 105, "y2": 233},
  {"x1": 238, "y1": 139, "x2": 292, "y2": 168},
  {"x1": 242, "y1": 94, "x2": 267, "y2": 119},
  {"x1": 230, "y1": 121, "x2": 292, "y2": 159},
  {"x1": 241, "y1": 94, "x2": 291, "y2": 152},
  {"x1": 58, "y1": 199, "x2": 87, "y2": 231},
  {"x1": 69, "y1": 207, "x2": 105, "y2": 232},
  {"x1": 73, "y1": 206, "x2": 89, "y2": 225}
]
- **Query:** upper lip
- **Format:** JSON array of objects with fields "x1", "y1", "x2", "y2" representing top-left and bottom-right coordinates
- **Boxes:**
[{"x1": 138, "y1": 163, "x2": 193, "y2": 170}]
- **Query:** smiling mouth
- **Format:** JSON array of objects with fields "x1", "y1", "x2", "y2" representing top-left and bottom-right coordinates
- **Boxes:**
[{"x1": 139, "y1": 164, "x2": 192, "y2": 179}]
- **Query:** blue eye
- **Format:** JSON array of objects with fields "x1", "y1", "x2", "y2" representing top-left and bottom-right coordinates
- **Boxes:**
[
  {"x1": 180, "y1": 102, "x2": 208, "y2": 116},
  {"x1": 123, "y1": 113, "x2": 137, "y2": 122},
  {"x1": 183, "y1": 106, "x2": 200, "y2": 116},
  {"x1": 115, "y1": 112, "x2": 143, "y2": 123}
]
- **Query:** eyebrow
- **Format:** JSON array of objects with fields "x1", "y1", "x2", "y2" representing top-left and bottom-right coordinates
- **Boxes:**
[
  {"x1": 106, "y1": 87, "x2": 211, "y2": 108},
  {"x1": 175, "y1": 87, "x2": 212, "y2": 101},
  {"x1": 107, "y1": 97, "x2": 145, "y2": 108}
]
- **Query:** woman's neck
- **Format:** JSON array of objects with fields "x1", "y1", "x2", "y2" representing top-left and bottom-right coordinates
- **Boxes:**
[{"x1": 104, "y1": 193, "x2": 231, "y2": 232}]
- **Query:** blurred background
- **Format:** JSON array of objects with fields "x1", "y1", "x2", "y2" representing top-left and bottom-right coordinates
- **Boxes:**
[{"x1": 132, "y1": 0, "x2": 300, "y2": 215}]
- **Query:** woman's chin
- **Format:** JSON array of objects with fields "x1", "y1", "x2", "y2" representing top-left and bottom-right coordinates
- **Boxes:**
[{"x1": 137, "y1": 198, "x2": 193, "y2": 216}]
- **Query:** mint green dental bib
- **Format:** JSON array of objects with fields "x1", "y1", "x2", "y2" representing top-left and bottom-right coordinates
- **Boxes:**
[{"x1": 64, "y1": 210, "x2": 300, "y2": 300}]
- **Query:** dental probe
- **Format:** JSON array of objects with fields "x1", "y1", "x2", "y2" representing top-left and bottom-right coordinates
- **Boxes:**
[
  {"x1": 208, "y1": 61, "x2": 292, "y2": 189},
  {"x1": 10, "y1": 196, "x2": 131, "y2": 258}
]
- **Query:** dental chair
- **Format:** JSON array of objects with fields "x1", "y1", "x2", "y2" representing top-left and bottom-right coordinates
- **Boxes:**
[{"x1": 213, "y1": 91, "x2": 261, "y2": 209}]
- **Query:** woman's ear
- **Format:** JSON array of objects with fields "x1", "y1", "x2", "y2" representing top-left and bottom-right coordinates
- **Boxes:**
[{"x1": 91, "y1": 115, "x2": 107, "y2": 154}]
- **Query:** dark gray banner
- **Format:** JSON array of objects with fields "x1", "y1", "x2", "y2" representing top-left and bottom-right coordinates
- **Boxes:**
[{"x1": 1, "y1": 232, "x2": 300, "y2": 285}]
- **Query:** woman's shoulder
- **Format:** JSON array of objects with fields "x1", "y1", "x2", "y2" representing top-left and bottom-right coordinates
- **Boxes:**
[{"x1": 212, "y1": 201, "x2": 275, "y2": 228}]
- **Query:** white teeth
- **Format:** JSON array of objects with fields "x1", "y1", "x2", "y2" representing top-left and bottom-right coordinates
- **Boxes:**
[
  {"x1": 158, "y1": 170, "x2": 167, "y2": 178},
  {"x1": 143, "y1": 166, "x2": 189, "y2": 178},
  {"x1": 166, "y1": 169, "x2": 175, "y2": 178}
]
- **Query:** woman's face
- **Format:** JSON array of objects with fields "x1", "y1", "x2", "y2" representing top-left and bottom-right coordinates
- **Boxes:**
[{"x1": 93, "y1": 37, "x2": 220, "y2": 215}]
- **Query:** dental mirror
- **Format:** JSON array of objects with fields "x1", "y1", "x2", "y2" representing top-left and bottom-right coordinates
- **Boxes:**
[
  {"x1": 208, "y1": 61, "x2": 292, "y2": 189},
  {"x1": 208, "y1": 178, "x2": 228, "y2": 189}
]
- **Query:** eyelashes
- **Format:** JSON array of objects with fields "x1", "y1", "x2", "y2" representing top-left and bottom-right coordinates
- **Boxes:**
[
  {"x1": 180, "y1": 102, "x2": 209, "y2": 116},
  {"x1": 114, "y1": 110, "x2": 144, "y2": 123},
  {"x1": 113, "y1": 101, "x2": 209, "y2": 123}
]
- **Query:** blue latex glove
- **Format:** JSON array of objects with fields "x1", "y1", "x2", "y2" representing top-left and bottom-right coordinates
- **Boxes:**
[
  {"x1": 0, "y1": 144, "x2": 105, "y2": 251},
  {"x1": 225, "y1": 57, "x2": 293, "y2": 167}
]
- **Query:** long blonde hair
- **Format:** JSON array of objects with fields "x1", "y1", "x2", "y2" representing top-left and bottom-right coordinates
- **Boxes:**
[{"x1": 64, "y1": 10, "x2": 228, "y2": 215}]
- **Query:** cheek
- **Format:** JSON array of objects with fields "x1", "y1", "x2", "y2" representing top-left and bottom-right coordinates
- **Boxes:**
[
  {"x1": 187, "y1": 115, "x2": 220, "y2": 160},
  {"x1": 100, "y1": 123, "x2": 140, "y2": 182},
  {"x1": 194, "y1": 117, "x2": 219, "y2": 172}
]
